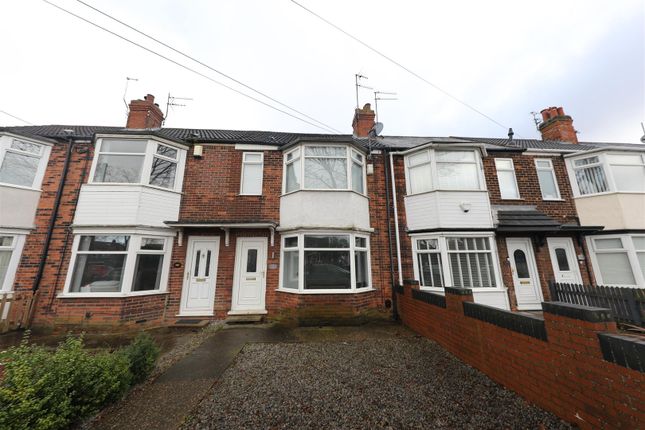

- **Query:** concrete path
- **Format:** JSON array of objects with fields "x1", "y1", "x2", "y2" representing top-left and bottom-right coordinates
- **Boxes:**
[{"x1": 89, "y1": 325, "x2": 297, "y2": 430}]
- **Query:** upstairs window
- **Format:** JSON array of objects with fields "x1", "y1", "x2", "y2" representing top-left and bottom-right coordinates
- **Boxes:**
[
  {"x1": 283, "y1": 145, "x2": 365, "y2": 194},
  {"x1": 92, "y1": 139, "x2": 183, "y2": 190},
  {"x1": 0, "y1": 139, "x2": 48, "y2": 188},
  {"x1": 405, "y1": 149, "x2": 482, "y2": 195},
  {"x1": 240, "y1": 152, "x2": 263, "y2": 195},
  {"x1": 494, "y1": 158, "x2": 520, "y2": 199},
  {"x1": 607, "y1": 154, "x2": 645, "y2": 192},
  {"x1": 535, "y1": 159, "x2": 561, "y2": 200},
  {"x1": 572, "y1": 156, "x2": 608, "y2": 195}
]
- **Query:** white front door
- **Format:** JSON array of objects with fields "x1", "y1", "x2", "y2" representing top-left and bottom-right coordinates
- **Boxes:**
[
  {"x1": 506, "y1": 238, "x2": 543, "y2": 310},
  {"x1": 547, "y1": 237, "x2": 583, "y2": 284},
  {"x1": 180, "y1": 237, "x2": 219, "y2": 316},
  {"x1": 231, "y1": 237, "x2": 267, "y2": 313}
]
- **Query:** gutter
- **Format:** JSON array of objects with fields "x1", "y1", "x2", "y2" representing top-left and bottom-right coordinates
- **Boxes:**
[
  {"x1": 389, "y1": 152, "x2": 403, "y2": 288},
  {"x1": 32, "y1": 134, "x2": 75, "y2": 292}
]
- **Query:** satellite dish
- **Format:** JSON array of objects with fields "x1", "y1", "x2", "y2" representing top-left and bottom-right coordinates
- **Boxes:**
[{"x1": 370, "y1": 122, "x2": 384, "y2": 137}]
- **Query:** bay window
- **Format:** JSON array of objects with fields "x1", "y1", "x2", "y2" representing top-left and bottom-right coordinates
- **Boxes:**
[
  {"x1": 283, "y1": 145, "x2": 366, "y2": 194},
  {"x1": 607, "y1": 154, "x2": 645, "y2": 192},
  {"x1": 405, "y1": 148, "x2": 483, "y2": 195},
  {"x1": 494, "y1": 158, "x2": 520, "y2": 199},
  {"x1": 66, "y1": 233, "x2": 172, "y2": 295},
  {"x1": 569, "y1": 152, "x2": 645, "y2": 196},
  {"x1": 413, "y1": 235, "x2": 500, "y2": 289},
  {"x1": 0, "y1": 138, "x2": 49, "y2": 188},
  {"x1": 535, "y1": 159, "x2": 561, "y2": 200},
  {"x1": 92, "y1": 138, "x2": 183, "y2": 191},
  {"x1": 572, "y1": 156, "x2": 608, "y2": 195},
  {"x1": 280, "y1": 232, "x2": 371, "y2": 292},
  {"x1": 589, "y1": 235, "x2": 645, "y2": 287}
]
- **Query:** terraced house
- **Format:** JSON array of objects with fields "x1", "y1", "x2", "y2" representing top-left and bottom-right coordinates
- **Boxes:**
[{"x1": 0, "y1": 95, "x2": 643, "y2": 329}]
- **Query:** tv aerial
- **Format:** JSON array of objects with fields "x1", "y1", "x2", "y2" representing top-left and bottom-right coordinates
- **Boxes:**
[
  {"x1": 374, "y1": 90, "x2": 398, "y2": 123},
  {"x1": 123, "y1": 77, "x2": 138, "y2": 117},
  {"x1": 355, "y1": 74, "x2": 373, "y2": 109},
  {"x1": 164, "y1": 93, "x2": 193, "y2": 125}
]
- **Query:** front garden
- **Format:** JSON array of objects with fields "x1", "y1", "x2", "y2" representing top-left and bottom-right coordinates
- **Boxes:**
[{"x1": 0, "y1": 331, "x2": 160, "y2": 430}]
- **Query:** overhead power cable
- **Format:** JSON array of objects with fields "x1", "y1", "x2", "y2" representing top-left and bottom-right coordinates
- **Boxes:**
[
  {"x1": 290, "y1": 0, "x2": 509, "y2": 131},
  {"x1": 0, "y1": 109, "x2": 33, "y2": 125},
  {"x1": 73, "y1": 0, "x2": 341, "y2": 133},
  {"x1": 41, "y1": 0, "x2": 340, "y2": 134}
]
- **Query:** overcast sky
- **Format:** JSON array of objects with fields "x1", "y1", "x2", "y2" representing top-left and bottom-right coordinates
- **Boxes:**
[{"x1": 1, "y1": 0, "x2": 643, "y2": 143}]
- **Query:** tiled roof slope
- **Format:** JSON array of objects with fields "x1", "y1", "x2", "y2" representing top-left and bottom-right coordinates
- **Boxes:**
[{"x1": 2, "y1": 125, "x2": 643, "y2": 153}]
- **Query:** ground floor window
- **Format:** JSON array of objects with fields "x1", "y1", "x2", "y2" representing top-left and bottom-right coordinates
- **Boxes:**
[
  {"x1": 0, "y1": 233, "x2": 26, "y2": 292},
  {"x1": 65, "y1": 232, "x2": 172, "y2": 295},
  {"x1": 413, "y1": 234, "x2": 500, "y2": 289},
  {"x1": 589, "y1": 234, "x2": 645, "y2": 287},
  {"x1": 280, "y1": 232, "x2": 371, "y2": 292}
]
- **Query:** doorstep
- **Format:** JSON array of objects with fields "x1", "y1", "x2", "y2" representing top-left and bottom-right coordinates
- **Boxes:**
[{"x1": 227, "y1": 309, "x2": 268, "y2": 316}]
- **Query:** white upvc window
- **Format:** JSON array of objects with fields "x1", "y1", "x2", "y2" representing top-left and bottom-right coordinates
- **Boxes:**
[
  {"x1": 0, "y1": 234, "x2": 26, "y2": 292},
  {"x1": 283, "y1": 145, "x2": 366, "y2": 194},
  {"x1": 90, "y1": 138, "x2": 184, "y2": 192},
  {"x1": 588, "y1": 235, "x2": 645, "y2": 287},
  {"x1": 240, "y1": 152, "x2": 264, "y2": 195},
  {"x1": 535, "y1": 159, "x2": 561, "y2": 200},
  {"x1": 279, "y1": 232, "x2": 371, "y2": 293},
  {"x1": 0, "y1": 138, "x2": 51, "y2": 189},
  {"x1": 412, "y1": 234, "x2": 501, "y2": 290},
  {"x1": 494, "y1": 158, "x2": 520, "y2": 199},
  {"x1": 405, "y1": 148, "x2": 484, "y2": 195},
  {"x1": 568, "y1": 151, "x2": 645, "y2": 196},
  {"x1": 64, "y1": 232, "x2": 172, "y2": 296}
]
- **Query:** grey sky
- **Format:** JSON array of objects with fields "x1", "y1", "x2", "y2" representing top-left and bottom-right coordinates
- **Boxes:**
[{"x1": 1, "y1": 0, "x2": 643, "y2": 142}]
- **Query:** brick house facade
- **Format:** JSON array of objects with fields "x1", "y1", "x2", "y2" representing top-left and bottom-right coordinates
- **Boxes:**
[{"x1": 0, "y1": 98, "x2": 642, "y2": 329}]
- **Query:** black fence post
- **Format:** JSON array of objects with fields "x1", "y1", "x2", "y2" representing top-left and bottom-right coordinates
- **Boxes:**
[
  {"x1": 548, "y1": 280, "x2": 557, "y2": 302},
  {"x1": 624, "y1": 288, "x2": 642, "y2": 326}
]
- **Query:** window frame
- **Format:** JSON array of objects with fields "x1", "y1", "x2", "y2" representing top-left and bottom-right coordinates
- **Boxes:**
[
  {"x1": 0, "y1": 136, "x2": 52, "y2": 191},
  {"x1": 534, "y1": 158, "x2": 562, "y2": 200},
  {"x1": 240, "y1": 152, "x2": 264, "y2": 196},
  {"x1": 404, "y1": 148, "x2": 485, "y2": 195},
  {"x1": 88, "y1": 137, "x2": 185, "y2": 192},
  {"x1": 61, "y1": 231, "x2": 174, "y2": 297},
  {"x1": 567, "y1": 151, "x2": 645, "y2": 197},
  {"x1": 411, "y1": 233, "x2": 503, "y2": 291},
  {"x1": 278, "y1": 231, "x2": 372, "y2": 293},
  {"x1": 0, "y1": 232, "x2": 26, "y2": 293},
  {"x1": 282, "y1": 144, "x2": 367, "y2": 195},
  {"x1": 494, "y1": 158, "x2": 521, "y2": 200},
  {"x1": 587, "y1": 234, "x2": 645, "y2": 287}
]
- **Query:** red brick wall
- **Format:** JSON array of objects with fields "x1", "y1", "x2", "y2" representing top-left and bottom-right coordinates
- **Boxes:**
[
  {"x1": 484, "y1": 151, "x2": 578, "y2": 224},
  {"x1": 179, "y1": 145, "x2": 281, "y2": 222},
  {"x1": 397, "y1": 286, "x2": 644, "y2": 429}
]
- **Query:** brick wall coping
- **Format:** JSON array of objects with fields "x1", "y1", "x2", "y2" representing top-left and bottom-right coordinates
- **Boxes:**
[
  {"x1": 542, "y1": 301, "x2": 614, "y2": 323},
  {"x1": 411, "y1": 289, "x2": 446, "y2": 308},
  {"x1": 444, "y1": 286, "x2": 473, "y2": 296},
  {"x1": 597, "y1": 333, "x2": 645, "y2": 373},
  {"x1": 463, "y1": 301, "x2": 547, "y2": 340}
]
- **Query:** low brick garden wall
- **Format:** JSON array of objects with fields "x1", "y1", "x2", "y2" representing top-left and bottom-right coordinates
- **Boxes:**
[{"x1": 396, "y1": 283, "x2": 644, "y2": 429}]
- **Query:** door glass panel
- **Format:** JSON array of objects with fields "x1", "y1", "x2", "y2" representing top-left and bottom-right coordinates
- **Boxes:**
[
  {"x1": 513, "y1": 249, "x2": 530, "y2": 278},
  {"x1": 246, "y1": 249, "x2": 258, "y2": 272},
  {"x1": 555, "y1": 248, "x2": 570, "y2": 271},
  {"x1": 194, "y1": 250, "x2": 201, "y2": 277},
  {"x1": 205, "y1": 250, "x2": 211, "y2": 277}
]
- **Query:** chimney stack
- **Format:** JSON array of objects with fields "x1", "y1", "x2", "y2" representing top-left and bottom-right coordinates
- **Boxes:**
[
  {"x1": 352, "y1": 103, "x2": 376, "y2": 137},
  {"x1": 538, "y1": 106, "x2": 578, "y2": 144},
  {"x1": 126, "y1": 94, "x2": 164, "y2": 129}
]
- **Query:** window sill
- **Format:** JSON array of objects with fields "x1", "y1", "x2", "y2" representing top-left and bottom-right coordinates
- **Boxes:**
[
  {"x1": 574, "y1": 191, "x2": 645, "y2": 198},
  {"x1": 542, "y1": 198, "x2": 565, "y2": 201},
  {"x1": 57, "y1": 291, "x2": 170, "y2": 299},
  {"x1": 0, "y1": 182, "x2": 41, "y2": 192},
  {"x1": 83, "y1": 183, "x2": 183, "y2": 194},
  {"x1": 405, "y1": 189, "x2": 487, "y2": 197},
  {"x1": 276, "y1": 287, "x2": 376, "y2": 295},
  {"x1": 419, "y1": 286, "x2": 508, "y2": 293},
  {"x1": 281, "y1": 189, "x2": 368, "y2": 199},
  {"x1": 499, "y1": 198, "x2": 523, "y2": 201}
]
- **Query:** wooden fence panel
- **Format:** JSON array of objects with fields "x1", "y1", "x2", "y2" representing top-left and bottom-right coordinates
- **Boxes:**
[{"x1": 549, "y1": 281, "x2": 643, "y2": 326}]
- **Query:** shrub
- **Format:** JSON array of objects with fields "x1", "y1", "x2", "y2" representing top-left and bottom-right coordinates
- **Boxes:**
[
  {"x1": 121, "y1": 332, "x2": 160, "y2": 384},
  {"x1": 0, "y1": 331, "x2": 159, "y2": 430}
]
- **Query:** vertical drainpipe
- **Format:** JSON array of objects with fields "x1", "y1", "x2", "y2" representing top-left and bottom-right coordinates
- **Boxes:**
[
  {"x1": 32, "y1": 134, "x2": 75, "y2": 293},
  {"x1": 389, "y1": 152, "x2": 404, "y2": 288},
  {"x1": 383, "y1": 150, "x2": 397, "y2": 319}
]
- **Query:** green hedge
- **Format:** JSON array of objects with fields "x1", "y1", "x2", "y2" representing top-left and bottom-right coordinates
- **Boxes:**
[{"x1": 0, "y1": 331, "x2": 160, "y2": 430}]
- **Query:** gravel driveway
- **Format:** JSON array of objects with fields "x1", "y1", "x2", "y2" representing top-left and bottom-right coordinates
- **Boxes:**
[{"x1": 183, "y1": 336, "x2": 571, "y2": 429}]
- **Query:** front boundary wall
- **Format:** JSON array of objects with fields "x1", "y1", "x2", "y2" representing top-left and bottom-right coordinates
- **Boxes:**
[{"x1": 396, "y1": 283, "x2": 644, "y2": 429}]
